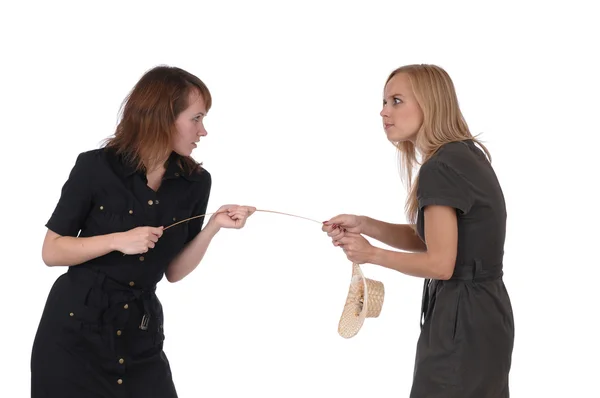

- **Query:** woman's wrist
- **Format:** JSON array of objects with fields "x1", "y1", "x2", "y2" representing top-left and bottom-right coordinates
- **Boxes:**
[
  {"x1": 108, "y1": 232, "x2": 122, "y2": 252},
  {"x1": 357, "y1": 215, "x2": 371, "y2": 235},
  {"x1": 204, "y1": 218, "x2": 221, "y2": 236}
]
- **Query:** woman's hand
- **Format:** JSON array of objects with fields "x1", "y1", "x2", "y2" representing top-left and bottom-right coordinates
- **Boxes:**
[
  {"x1": 322, "y1": 214, "x2": 364, "y2": 243},
  {"x1": 209, "y1": 205, "x2": 256, "y2": 229},
  {"x1": 322, "y1": 215, "x2": 377, "y2": 264},
  {"x1": 113, "y1": 226, "x2": 164, "y2": 255},
  {"x1": 333, "y1": 232, "x2": 377, "y2": 264}
]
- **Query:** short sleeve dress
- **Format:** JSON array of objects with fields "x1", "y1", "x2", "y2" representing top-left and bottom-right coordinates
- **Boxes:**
[
  {"x1": 31, "y1": 147, "x2": 211, "y2": 398},
  {"x1": 410, "y1": 140, "x2": 515, "y2": 398}
]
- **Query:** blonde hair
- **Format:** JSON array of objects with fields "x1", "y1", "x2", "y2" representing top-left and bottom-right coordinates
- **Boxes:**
[{"x1": 386, "y1": 64, "x2": 491, "y2": 224}]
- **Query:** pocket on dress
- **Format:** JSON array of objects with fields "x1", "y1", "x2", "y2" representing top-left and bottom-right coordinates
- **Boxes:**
[
  {"x1": 167, "y1": 208, "x2": 193, "y2": 228},
  {"x1": 167, "y1": 209, "x2": 194, "y2": 239},
  {"x1": 63, "y1": 281, "x2": 106, "y2": 332},
  {"x1": 86, "y1": 196, "x2": 136, "y2": 234},
  {"x1": 94, "y1": 195, "x2": 131, "y2": 215}
]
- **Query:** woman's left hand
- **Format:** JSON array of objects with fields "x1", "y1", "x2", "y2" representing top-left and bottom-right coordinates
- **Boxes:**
[
  {"x1": 210, "y1": 205, "x2": 256, "y2": 229},
  {"x1": 334, "y1": 232, "x2": 377, "y2": 264}
]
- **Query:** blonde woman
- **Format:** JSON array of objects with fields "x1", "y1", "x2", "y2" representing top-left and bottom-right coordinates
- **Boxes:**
[{"x1": 323, "y1": 64, "x2": 514, "y2": 397}]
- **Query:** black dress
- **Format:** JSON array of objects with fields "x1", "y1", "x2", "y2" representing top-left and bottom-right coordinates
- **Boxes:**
[
  {"x1": 410, "y1": 140, "x2": 515, "y2": 397},
  {"x1": 31, "y1": 148, "x2": 211, "y2": 398}
]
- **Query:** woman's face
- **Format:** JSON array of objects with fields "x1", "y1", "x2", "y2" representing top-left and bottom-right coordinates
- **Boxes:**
[
  {"x1": 173, "y1": 90, "x2": 208, "y2": 157},
  {"x1": 380, "y1": 73, "x2": 423, "y2": 143}
]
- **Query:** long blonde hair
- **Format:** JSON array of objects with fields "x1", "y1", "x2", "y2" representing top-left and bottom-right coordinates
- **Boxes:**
[{"x1": 386, "y1": 64, "x2": 491, "y2": 224}]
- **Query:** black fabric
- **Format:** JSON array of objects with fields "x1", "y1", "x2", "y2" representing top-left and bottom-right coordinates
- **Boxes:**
[
  {"x1": 31, "y1": 147, "x2": 211, "y2": 397},
  {"x1": 411, "y1": 140, "x2": 514, "y2": 397}
]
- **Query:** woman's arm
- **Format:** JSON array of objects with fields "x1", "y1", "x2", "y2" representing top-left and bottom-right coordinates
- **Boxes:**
[
  {"x1": 42, "y1": 230, "x2": 117, "y2": 267},
  {"x1": 165, "y1": 204, "x2": 255, "y2": 283},
  {"x1": 368, "y1": 206, "x2": 458, "y2": 280},
  {"x1": 165, "y1": 220, "x2": 220, "y2": 283},
  {"x1": 42, "y1": 226, "x2": 164, "y2": 267},
  {"x1": 360, "y1": 216, "x2": 427, "y2": 252}
]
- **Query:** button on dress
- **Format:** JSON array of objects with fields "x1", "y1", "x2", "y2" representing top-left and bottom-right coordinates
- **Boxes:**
[
  {"x1": 410, "y1": 140, "x2": 515, "y2": 398},
  {"x1": 31, "y1": 147, "x2": 211, "y2": 398}
]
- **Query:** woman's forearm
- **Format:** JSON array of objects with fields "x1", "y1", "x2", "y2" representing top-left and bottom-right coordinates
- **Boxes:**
[
  {"x1": 370, "y1": 247, "x2": 454, "y2": 280},
  {"x1": 360, "y1": 216, "x2": 427, "y2": 252},
  {"x1": 165, "y1": 220, "x2": 221, "y2": 283},
  {"x1": 42, "y1": 232, "x2": 119, "y2": 267}
]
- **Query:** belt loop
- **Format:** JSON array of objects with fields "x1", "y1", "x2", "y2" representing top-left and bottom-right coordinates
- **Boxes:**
[{"x1": 473, "y1": 258, "x2": 483, "y2": 280}]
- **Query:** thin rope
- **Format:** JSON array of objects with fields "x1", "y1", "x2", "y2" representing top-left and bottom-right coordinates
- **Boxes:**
[
  {"x1": 123, "y1": 209, "x2": 323, "y2": 256},
  {"x1": 163, "y1": 209, "x2": 322, "y2": 231}
]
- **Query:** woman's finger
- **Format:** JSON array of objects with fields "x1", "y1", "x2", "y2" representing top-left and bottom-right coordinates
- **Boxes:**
[
  {"x1": 337, "y1": 236, "x2": 353, "y2": 246},
  {"x1": 332, "y1": 231, "x2": 346, "y2": 241}
]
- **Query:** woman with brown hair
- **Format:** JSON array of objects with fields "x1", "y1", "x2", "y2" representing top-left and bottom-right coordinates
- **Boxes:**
[
  {"x1": 31, "y1": 65, "x2": 256, "y2": 397},
  {"x1": 323, "y1": 64, "x2": 514, "y2": 397}
]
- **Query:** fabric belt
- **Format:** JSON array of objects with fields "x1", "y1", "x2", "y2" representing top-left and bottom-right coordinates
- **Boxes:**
[
  {"x1": 419, "y1": 258, "x2": 504, "y2": 329},
  {"x1": 68, "y1": 267, "x2": 158, "y2": 332}
]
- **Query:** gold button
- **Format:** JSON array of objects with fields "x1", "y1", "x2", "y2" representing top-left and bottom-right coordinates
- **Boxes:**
[
  {"x1": 139, "y1": 256, "x2": 144, "y2": 261},
  {"x1": 128, "y1": 210, "x2": 133, "y2": 214},
  {"x1": 99, "y1": 206, "x2": 104, "y2": 210},
  {"x1": 148, "y1": 200, "x2": 153, "y2": 205},
  {"x1": 172, "y1": 217, "x2": 177, "y2": 221},
  {"x1": 119, "y1": 358, "x2": 124, "y2": 364},
  {"x1": 116, "y1": 330, "x2": 122, "y2": 336},
  {"x1": 117, "y1": 378, "x2": 123, "y2": 385},
  {"x1": 129, "y1": 281, "x2": 135, "y2": 287},
  {"x1": 69, "y1": 312, "x2": 74, "y2": 317},
  {"x1": 123, "y1": 304, "x2": 129, "y2": 309},
  {"x1": 175, "y1": 172, "x2": 180, "y2": 177}
]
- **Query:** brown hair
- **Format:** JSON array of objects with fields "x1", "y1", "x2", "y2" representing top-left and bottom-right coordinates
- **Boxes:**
[
  {"x1": 385, "y1": 64, "x2": 491, "y2": 224},
  {"x1": 103, "y1": 65, "x2": 212, "y2": 174}
]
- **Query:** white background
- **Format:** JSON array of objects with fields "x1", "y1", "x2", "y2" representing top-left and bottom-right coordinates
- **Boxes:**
[{"x1": 1, "y1": 0, "x2": 599, "y2": 396}]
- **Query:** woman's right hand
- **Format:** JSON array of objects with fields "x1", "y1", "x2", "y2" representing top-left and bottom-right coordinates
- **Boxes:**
[
  {"x1": 322, "y1": 214, "x2": 364, "y2": 244},
  {"x1": 112, "y1": 226, "x2": 164, "y2": 255}
]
